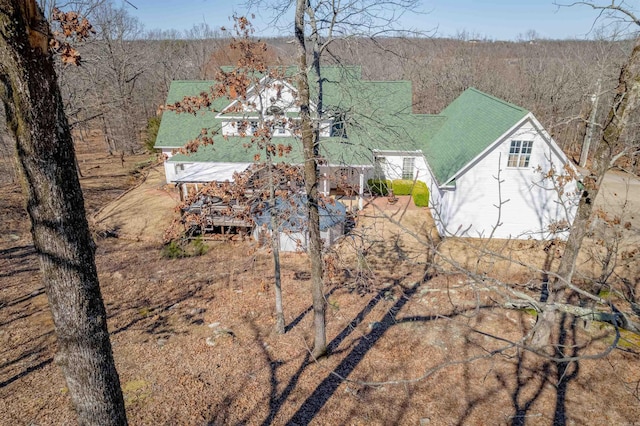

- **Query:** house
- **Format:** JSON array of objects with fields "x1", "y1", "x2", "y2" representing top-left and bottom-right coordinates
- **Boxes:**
[
  {"x1": 374, "y1": 88, "x2": 579, "y2": 239},
  {"x1": 155, "y1": 66, "x2": 578, "y2": 240}
]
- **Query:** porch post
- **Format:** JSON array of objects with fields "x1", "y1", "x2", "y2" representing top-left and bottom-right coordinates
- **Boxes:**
[
  {"x1": 323, "y1": 172, "x2": 328, "y2": 195},
  {"x1": 358, "y1": 167, "x2": 364, "y2": 210}
]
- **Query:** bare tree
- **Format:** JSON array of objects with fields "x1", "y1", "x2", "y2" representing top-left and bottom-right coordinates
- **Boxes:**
[
  {"x1": 256, "y1": 0, "x2": 423, "y2": 358},
  {"x1": 532, "y1": 1, "x2": 640, "y2": 348},
  {"x1": 164, "y1": 17, "x2": 302, "y2": 335},
  {"x1": 294, "y1": 0, "x2": 327, "y2": 357},
  {"x1": 0, "y1": 1, "x2": 126, "y2": 424},
  {"x1": 86, "y1": 1, "x2": 146, "y2": 154}
]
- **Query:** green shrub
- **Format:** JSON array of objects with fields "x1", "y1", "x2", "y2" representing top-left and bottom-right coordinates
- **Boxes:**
[
  {"x1": 391, "y1": 179, "x2": 414, "y2": 195},
  {"x1": 390, "y1": 179, "x2": 430, "y2": 206},
  {"x1": 367, "y1": 179, "x2": 391, "y2": 195},
  {"x1": 162, "y1": 237, "x2": 208, "y2": 259},
  {"x1": 191, "y1": 236, "x2": 208, "y2": 256},
  {"x1": 411, "y1": 181, "x2": 430, "y2": 207},
  {"x1": 144, "y1": 115, "x2": 162, "y2": 153},
  {"x1": 162, "y1": 240, "x2": 186, "y2": 259}
]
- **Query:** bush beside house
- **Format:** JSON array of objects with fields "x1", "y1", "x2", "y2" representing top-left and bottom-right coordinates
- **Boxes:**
[
  {"x1": 411, "y1": 181, "x2": 429, "y2": 207},
  {"x1": 369, "y1": 179, "x2": 430, "y2": 207},
  {"x1": 367, "y1": 179, "x2": 392, "y2": 195},
  {"x1": 390, "y1": 179, "x2": 430, "y2": 207}
]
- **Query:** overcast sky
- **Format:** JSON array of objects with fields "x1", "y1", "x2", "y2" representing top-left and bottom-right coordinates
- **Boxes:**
[{"x1": 124, "y1": 0, "x2": 627, "y2": 41}]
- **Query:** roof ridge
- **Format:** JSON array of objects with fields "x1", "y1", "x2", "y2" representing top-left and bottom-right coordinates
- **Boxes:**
[{"x1": 465, "y1": 87, "x2": 529, "y2": 113}]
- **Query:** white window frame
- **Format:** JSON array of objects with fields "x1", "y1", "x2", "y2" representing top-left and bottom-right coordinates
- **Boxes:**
[
  {"x1": 402, "y1": 157, "x2": 415, "y2": 180},
  {"x1": 507, "y1": 140, "x2": 533, "y2": 168}
]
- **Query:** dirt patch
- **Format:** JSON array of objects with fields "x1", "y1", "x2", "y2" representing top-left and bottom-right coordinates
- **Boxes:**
[
  {"x1": 1, "y1": 141, "x2": 639, "y2": 425},
  {"x1": 93, "y1": 164, "x2": 180, "y2": 243}
]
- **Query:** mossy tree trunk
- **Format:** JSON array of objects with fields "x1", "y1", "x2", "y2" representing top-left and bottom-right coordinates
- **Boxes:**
[{"x1": 0, "y1": 1, "x2": 127, "y2": 424}]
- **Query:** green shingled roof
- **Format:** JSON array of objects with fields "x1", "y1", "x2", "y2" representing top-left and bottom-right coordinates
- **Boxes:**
[
  {"x1": 155, "y1": 66, "x2": 414, "y2": 166},
  {"x1": 421, "y1": 88, "x2": 529, "y2": 185},
  {"x1": 156, "y1": 71, "x2": 530, "y2": 188},
  {"x1": 169, "y1": 135, "x2": 375, "y2": 166},
  {"x1": 155, "y1": 81, "x2": 230, "y2": 149}
]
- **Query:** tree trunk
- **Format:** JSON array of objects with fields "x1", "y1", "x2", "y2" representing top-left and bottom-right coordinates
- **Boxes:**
[
  {"x1": 295, "y1": 0, "x2": 327, "y2": 358},
  {"x1": 0, "y1": 1, "x2": 127, "y2": 424},
  {"x1": 531, "y1": 38, "x2": 640, "y2": 349},
  {"x1": 101, "y1": 114, "x2": 115, "y2": 155},
  {"x1": 268, "y1": 160, "x2": 285, "y2": 334},
  {"x1": 579, "y1": 78, "x2": 601, "y2": 167}
]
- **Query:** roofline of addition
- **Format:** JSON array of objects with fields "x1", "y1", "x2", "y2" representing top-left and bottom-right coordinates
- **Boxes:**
[{"x1": 442, "y1": 112, "x2": 533, "y2": 185}]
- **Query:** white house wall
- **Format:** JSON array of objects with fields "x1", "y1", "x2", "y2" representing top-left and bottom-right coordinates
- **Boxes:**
[
  {"x1": 245, "y1": 81, "x2": 298, "y2": 115},
  {"x1": 161, "y1": 148, "x2": 186, "y2": 183},
  {"x1": 252, "y1": 226, "x2": 342, "y2": 252},
  {"x1": 220, "y1": 79, "x2": 302, "y2": 138},
  {"x1": 438, "y1": 119, "x2": 577, "y2": 239},
  {"x1": 375, "y1": 153, "x2": 429, "y2": 182}
]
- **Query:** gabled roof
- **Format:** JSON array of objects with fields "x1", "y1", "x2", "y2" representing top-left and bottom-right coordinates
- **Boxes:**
[
  {"x1": 155, "y1": 66, "x2": 413, "y2": 166},
  {"x1": 420, "y1": 88, "x2": 529, "y2": 185}
]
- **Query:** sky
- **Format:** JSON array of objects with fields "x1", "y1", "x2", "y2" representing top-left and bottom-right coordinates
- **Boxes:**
[{"x1": 124, "y1": 0, "x2": 623, "y2": 41}]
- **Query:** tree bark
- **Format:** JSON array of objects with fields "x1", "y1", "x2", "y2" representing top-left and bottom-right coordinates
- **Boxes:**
[
  {"x1": 295, "y1": 0, "x2": 327, "y2": 358},
  {"x1": 268, "y1": 160, "x2": 285, "y2": 334},
  {"x1": 0, "y1": 1, "x2": 127, "y2": 424},
  {"x1": 531, "y1": 37, "x2": 640, "y2": 349}
]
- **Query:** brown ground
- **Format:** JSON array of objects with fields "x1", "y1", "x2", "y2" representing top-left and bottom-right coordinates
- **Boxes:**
[{"x1": 1, "y1": 137, "x2": 639, "y2": 425}]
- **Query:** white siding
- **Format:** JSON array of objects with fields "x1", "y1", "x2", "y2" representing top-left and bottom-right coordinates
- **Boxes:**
[
  {"x1": 252, "y1": 225, "x2": 343, "y2": 252},
  {"x1": 161, "y1": 148, "x2": 189, "y2": 183},
  {"x1": 244, "y1": 80, "x2": 298, "y2": 116},
  {"x1": 220, "y1": 79, "x2": 302, "y2": 138},
  {"x1": 436, "y1": 118, "x2": 578, "y2": 239},
  {"x1": 375, "y1": 152, "x2": 429, "y2": 182}
]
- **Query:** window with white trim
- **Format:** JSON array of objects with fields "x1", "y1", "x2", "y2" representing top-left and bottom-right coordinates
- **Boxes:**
[
  {"x1": 507, "y1": 140, "x2": 533, "y2": 168},
  {"x1": 402, "y1": 157, "x2": 415, "y2": 180}
]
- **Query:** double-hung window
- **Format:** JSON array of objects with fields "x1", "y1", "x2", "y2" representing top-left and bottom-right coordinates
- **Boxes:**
[
  {"x1": 402, "y1": 157, "x2": 415, "y2": 180},
  {"x1": 507, "y1": 140, "x2": 533, "y2": 168}
]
